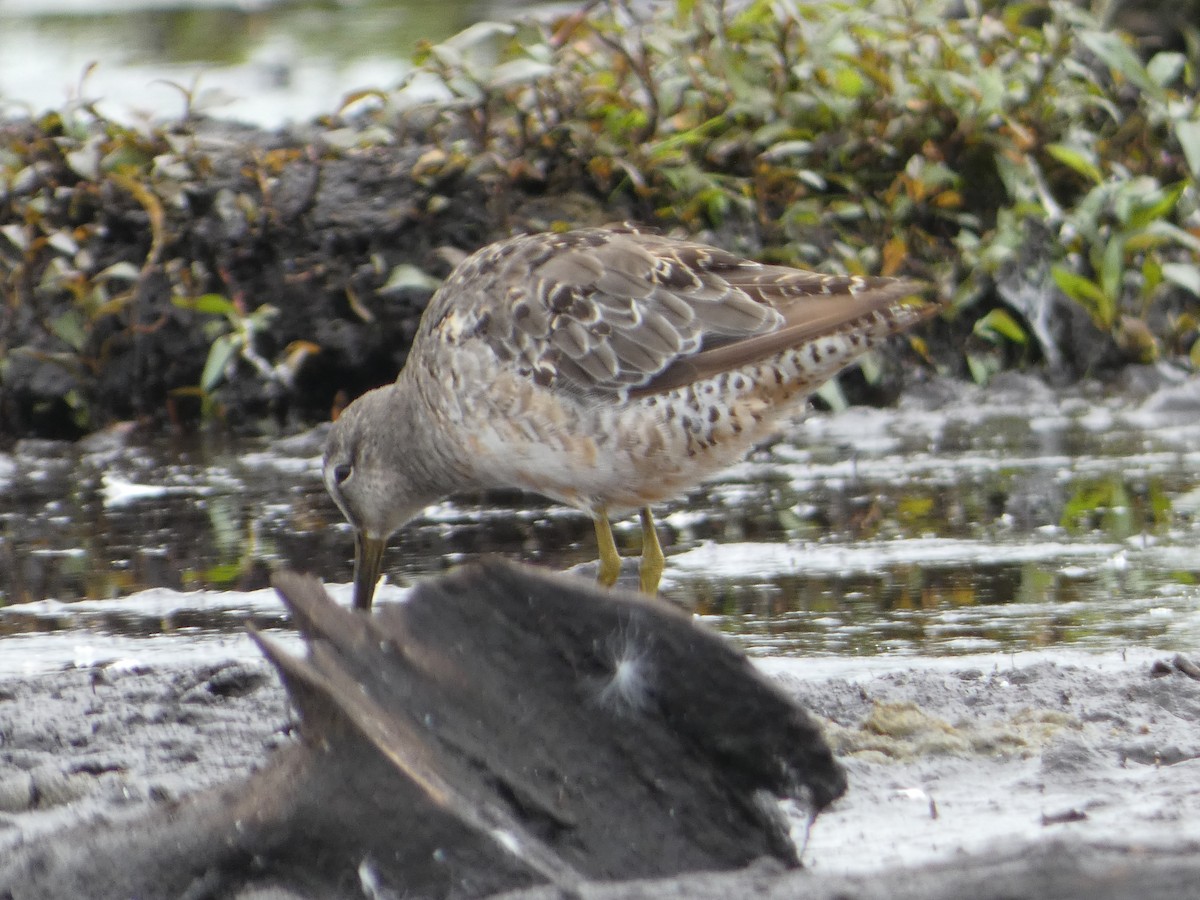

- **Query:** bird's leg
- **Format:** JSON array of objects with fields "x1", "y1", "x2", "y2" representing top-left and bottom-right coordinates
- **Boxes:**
[
  {"x1": 594, "y1": 509, "x2": 622, "y2": 587},
  {"x1": 639, "y1": 507, "x2": 665, "y2": 595}
]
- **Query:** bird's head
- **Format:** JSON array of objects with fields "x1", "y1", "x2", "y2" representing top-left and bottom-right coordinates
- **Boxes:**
[{"x1": 323, "y1": 385, "x2": 431, "y2": 611}]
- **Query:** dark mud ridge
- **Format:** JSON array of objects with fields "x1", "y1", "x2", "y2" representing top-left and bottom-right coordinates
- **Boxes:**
[
  {"x1": 1, "y1": 116, "x2": 550, "y2": 440},
  {"x1": 2, "y1": 562, "x2": 1200, "y2": 899}
]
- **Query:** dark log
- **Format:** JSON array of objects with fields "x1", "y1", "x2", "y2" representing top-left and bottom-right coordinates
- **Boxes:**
[{"x1": 0, "y1": 560, "x2": 845, "y2": 899}]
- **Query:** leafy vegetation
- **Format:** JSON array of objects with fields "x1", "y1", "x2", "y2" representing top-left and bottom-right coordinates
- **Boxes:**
[
  {"x1": 392, "y1": 0, "x2": 1200, "y2": 378},
  {"x1": 1, "y1": 0, "x2": 1199, "y2": 437}
]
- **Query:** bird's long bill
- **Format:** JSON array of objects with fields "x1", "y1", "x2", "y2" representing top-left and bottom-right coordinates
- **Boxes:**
[{"x1": 352, "y1": 532, "x2": 387, "y2": 612}]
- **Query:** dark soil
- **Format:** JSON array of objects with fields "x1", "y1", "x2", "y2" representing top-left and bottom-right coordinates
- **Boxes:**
[
  {"x1": 0, "y1": 117, "x2": 520, "y2": 439},
  {"x1": 0, "y1": 112, "x2": 983, "y2": 443}
]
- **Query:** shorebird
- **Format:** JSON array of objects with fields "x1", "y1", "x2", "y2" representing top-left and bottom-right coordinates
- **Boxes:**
[{"x1": 324, "y1": 226, "x2": 936, "y2": 610}]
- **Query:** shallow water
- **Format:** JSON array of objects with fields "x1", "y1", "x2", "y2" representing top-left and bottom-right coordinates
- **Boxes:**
[
  {"x1": 1, "y1": 374, "x2": 1199, "y2": 674},
  {"x1": 0, "y1": 0, "x2": 488, "y2": 126}
]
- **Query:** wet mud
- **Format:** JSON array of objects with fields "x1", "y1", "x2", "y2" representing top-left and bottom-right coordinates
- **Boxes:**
[
  {"x1": 2, "y1": 616, "x2": 1198, "y2": 897},
  {"x1": 1, "y1": 563, "x2": 848, "y2": 898}
]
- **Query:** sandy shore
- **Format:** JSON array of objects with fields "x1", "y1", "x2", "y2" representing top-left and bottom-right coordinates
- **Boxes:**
[{"x1": 2, "y1": 645, "x2": 1199, "y2": 897}]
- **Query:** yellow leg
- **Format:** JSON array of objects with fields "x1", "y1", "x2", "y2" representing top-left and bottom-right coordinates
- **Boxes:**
[
  {"x1": 594, "y1": 510, "x2": 621, "y2": 587},
  {"x1": 639, "y1": 507, "x2": 665, "y2": 595}
]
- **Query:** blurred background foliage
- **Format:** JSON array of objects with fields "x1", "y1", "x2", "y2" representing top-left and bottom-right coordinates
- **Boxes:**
[{"x1": 389, "y1": 0, "x2": 1200, "y2": 377}]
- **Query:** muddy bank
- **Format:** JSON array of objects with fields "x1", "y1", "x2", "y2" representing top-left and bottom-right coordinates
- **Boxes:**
[
  {"x1": 0, "y1": 108, "x2": 951, "y2": 441},
  {"x1": 10, "y1": 0, "x2": 1199, "y2": 441},
  {"x1": 2, "y1": 630, "x2": 1198, "y2": 897},
  {"x1": 0, "y1": 116, "x2": 555, "y2": 439}
]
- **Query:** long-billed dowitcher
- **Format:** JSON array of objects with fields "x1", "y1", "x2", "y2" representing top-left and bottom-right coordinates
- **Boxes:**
[{"x1": 324, "y1": 226, "x2": 936, "y2": 610}]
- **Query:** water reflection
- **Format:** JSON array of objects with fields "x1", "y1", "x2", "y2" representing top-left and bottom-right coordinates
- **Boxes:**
[
  {"x1": 1, "y1": 381, "x2": 1199, "y2": 660},
  {"x1": 0, "y1": 0, "x2": 481, "y2": 124}
]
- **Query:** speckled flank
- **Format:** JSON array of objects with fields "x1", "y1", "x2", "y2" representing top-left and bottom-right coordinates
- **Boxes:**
[
  {"x1": 415, "y1": 300, "x2": 926, "y2": 515},
  {"x1": 601, "y1": 305, "x2": 923, "y2": 508}
]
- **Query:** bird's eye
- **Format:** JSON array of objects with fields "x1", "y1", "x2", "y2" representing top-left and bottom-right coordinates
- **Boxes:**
[{"x1": 333, "y1": 463, "x2": 352, "y2": 485}]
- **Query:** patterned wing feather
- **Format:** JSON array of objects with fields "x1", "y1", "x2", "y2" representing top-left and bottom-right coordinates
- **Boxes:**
[{"x1": 420, "y1": 226, "x2": 929, "y2": 396}]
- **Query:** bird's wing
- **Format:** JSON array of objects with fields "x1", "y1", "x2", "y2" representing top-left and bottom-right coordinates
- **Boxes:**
[{"x1": 420, "y1": 227, "x2": 930, "y2": 397}]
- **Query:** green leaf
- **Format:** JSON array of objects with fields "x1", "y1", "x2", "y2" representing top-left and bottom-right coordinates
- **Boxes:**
[
  {"x1": 1124, "y1": 181, "x2": 1185, "y2": 231},
  {"x1": 487, "y1": 58, "x2": 554, "y2": 89},
  {"x1": 1001, "y1": 2, "x2": 1044, "y2": 32},
  {"x1": 174, "y1": 293, "x2": 238, "y2": 317},
  {"x1": 760, "y1": 140, "x2": 814, "y2": 162},
  {"x1": 1, "y1": 223, "x2": 28, "y2": 251},
  {"x1": 698, "y1": 186, "x2": 730, "y2": 225},
  {"x1": 200, "y1": 333, "x2": 239, "y2": 393},
  {"x1": 200, "y1": 562, "x2": 245, "y2": 585},
  {"x1": 95, "y1": 261, "x2": 141, "y2": 283},
  {"x1": 1147, "y1": 52, "x2": 1186, "y2": 87},
  {"x1": 976, "y1": 68, "x2": 1005, "y2": 117},
  {"x1": 858, "y1": 350, "x2": 882, "y2": 385},
  {"x1": 1046, "y1": 143, "x2": 1102, "y2": 185},
  {"x1": 1141, "y1": 256, "x2": 1163, "y2": 297},
  {"x1": 1052, "y1": 266, "x2": 1114, "y2": 328},
  {"x1": 65, "y1": 138, "x2": 103, "y2": 181},
  {"x1": 1137, "y1": 220, "x2": 1200, "y2": 254},
  {"x1": 832, "y1": 66, "x2": 868, "y2": 99},
  {"x1": 63, "y1": 388, "x2": 91, "y2": 431},
  {"x1": 100, "y1": 144, "x2": 153, "y2": 174},
  {"x1": 815, "y1": 377, "x2": 848, "y2": 412},
  {"x1": 1161, "y1": 263, "x2": 1200, "y2": 297},
  {"x1": 1078, "y1": 29, "x2": 1162, "y2": 98},
  {"x1": 829, "y1": 200, "x2": 865, "y2": 220},
  {"x1": 50, "y1": 310, "x2": 88, "y2": 351},
  {"x1": 1060, "y1": 482, "x2": 1111, "y2": 531},
  {"x1": 46, "y1": 230, "x2": 79, "y2": 256},
  {"x1": 381, "y1": 264, "x2": 442, "y2": 294},
  {"x1": 965, "y1": 352, "x2": 998, "y2": 385},
  {"x1": 1098, "y1": 235, "x2": 1125, "y2": 304},
  {"x1": 973, "y1": 309, "x2": 1028, "y2": 345},
  {"x1": 244, "y1": 303, "x2": 279, "y2": 332},
  {"x1": 796, "y1": 169, "x2": 827, "y2": 190},
  {"x1": 1174, "y1": 120, "x2": 1200, "y2": 181},
  {"x1": 439, "y1": 21, "x2": 516, "y2": 55}
]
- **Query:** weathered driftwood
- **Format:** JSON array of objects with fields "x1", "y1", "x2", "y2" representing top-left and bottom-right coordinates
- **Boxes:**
[{"x1": 0, "y1": 561, "x2": 846, "y2": 899}]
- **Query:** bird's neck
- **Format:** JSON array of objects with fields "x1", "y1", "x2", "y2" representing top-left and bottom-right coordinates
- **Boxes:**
[{"x1": 387, "y1": 366, "x2": 477, "y2": 499}]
